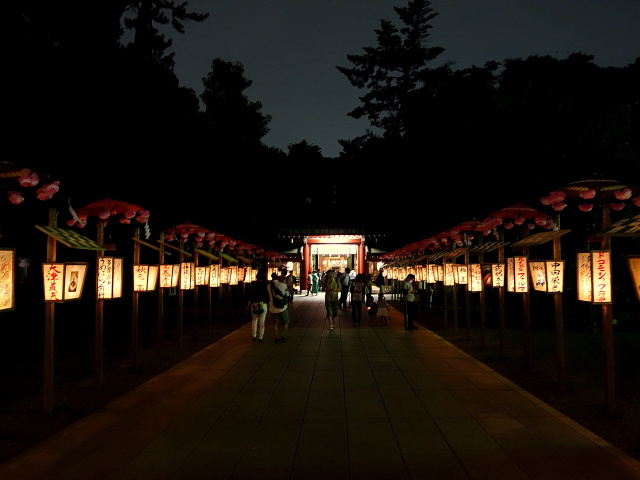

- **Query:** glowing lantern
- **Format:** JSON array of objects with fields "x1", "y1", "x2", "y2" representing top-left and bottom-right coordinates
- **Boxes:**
[
  {"x1": 443, "y1": 262, "x2": 455, "y2": 286},
  {"x1": 97, "y1": 257, "x2": 123, "y2": 299},
  {"x1": 42, "y1": 262, "x2": 88, "y2": 302},
  {"x1": 180, "y1": 262, "x2": 195, "y2": 290},
  {"x1": 230, "y1": 266, "x2": 239, "y2": 286},
  {"x1": 209, "y1": 264, "x2": 221, "y2": 287},
  {"x1": 512, "y1": 256, "x2": 529, "y2": 293},
  {"x1": 468, "y1": 263, "x2": 483, "y2": 292},
  {"x1": 195, "y1": 266, "x2": 210, "y2": 286},
  {"x1": 627, "y1": 256, "x2": 640, "y2": 301},
  {"x1": 492, "y1": 263, "x2": 505, "y2": 288},
  {"x1": 133, "y1": 264, "x2": 159, "y2": 292},
  {"x1": 576, "y1": 252, "x2": 592, "y2": 301},
  {"x1": 529, "y1": 261, "x2": 547, "y2": 292},
  {"x1": 220, "y1": 267, "x2": 231, "y2": 284},
  {"x1": 591, "y1": 250, "x2": 612, "y2": 304},
  {"x1": 0, "y1": 249, "x2": 15, "y2": 311},
  {"x1": 507, "y1": 258, "x2": 515, "y2": 292},
  {"x1": 545, "y1": 260, "x2": 564, "y2": 293},
  {"x1": 454, "y1": 264, "x2": 468, "y2": 285},
  {"x1": 159, "y1": 264, "x2": 180, "y2": 288},
  {"x1": 427, "y1": 264, "x2": 437, "y2": 283}
]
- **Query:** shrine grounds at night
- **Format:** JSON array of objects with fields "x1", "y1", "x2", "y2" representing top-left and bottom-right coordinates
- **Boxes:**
[{"x1": 1, "y1": 292, "x2": 639, "y2": 468}]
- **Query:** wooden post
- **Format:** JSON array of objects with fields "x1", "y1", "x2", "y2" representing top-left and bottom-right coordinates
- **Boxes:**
[
  {"x1": 521, "y1": 227, "x2": 532, "y2": 372},
  {"x1": 207, "y1": 246, "x2": 213, "y2": 338},
  {"x1": 43, "y1": 208, "x2": 57, "y2": 412},
  {"x1": 479, "y1": 252, "x2": 486, "y2": 349},
  {"x1": 156, "y1": 231, "x2": 165, "y2": 355},
  {"x1": 193, "y1": 248, "x2": 199, "y2": 340},
  {"x1": 464, "y1": 250, "x2": 471, "y2": 340},
  {"x1": 600, "y1": 206, "x2": 615, "y2": 415},
  {"x1": 95, "y1": 222, "x2": 105, "y2": 388},
  {"x1": 553, "y1": 216, "x2": 566, "y2": 391},
  {"x1": 498, "y1": 232, "x2": 506, "y2": 357},
  {"x1": 131, "y1": 228, "x2": 140, "y2": 371},
  {"x1": 177, "y1": 238, "x2": 185, "y2": 349}
]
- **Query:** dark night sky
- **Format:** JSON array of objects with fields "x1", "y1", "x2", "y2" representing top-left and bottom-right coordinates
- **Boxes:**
[{"x1": 169, "y1": 0, "x2": 640, "y2": 158}]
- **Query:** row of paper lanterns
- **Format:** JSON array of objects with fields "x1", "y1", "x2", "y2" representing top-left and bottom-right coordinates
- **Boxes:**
[
  {"x1": 384, "y1": 250, "x2": 626, "y2": 303},
  {"x1": 40, "y1": 259, "x2": 268, "y2": 303}
]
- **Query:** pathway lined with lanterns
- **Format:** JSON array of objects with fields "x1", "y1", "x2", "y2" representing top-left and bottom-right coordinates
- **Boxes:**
[{"x1": 1, "y1": 291, "x2": 640, "y2": 480}]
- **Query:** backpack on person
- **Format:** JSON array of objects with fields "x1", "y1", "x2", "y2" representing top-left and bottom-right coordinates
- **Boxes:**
[{"x1": 270, "y1": 282, "x2": 287, "y2": 309}]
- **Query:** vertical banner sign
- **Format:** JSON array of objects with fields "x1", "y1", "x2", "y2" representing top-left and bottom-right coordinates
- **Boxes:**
[
  {"x1": 469, "y1": 264, "x2": 482, "y2": 292},
  {"x1": 230, "y1": 265, "x2": 239, "y2": 285},
  {"x1": 456, "y1": 265, "x2": 468, "y2": 285},
  {"x1": 159, "y1": 264, "x2": 178, "y2": 288},
  {"x1": 220, "y1": 267, "x2": 231, "y2": 284},
  {"x1": 546, "y1": 260, "x2": 564, "y2": 293},
  {"x1": 43, "y1": 262, "x2": 65, "y2": 301},
  {"x1": 482, "y1": 264, "x2": 493, "y2": 287},
  {"x1": 398, "y1": 267, "x2": 407, "y2": 281},
  {"x1": 97, "y1": 257, "x2": 123, "y2": 299},
  {"x1": 529, "y1": 261, "x2": 547, "y2": 292},
  {"x1": 427, "y1": 265, "x2": 436, "y2": 283},
  {"x1": 133, "y1": 264, "x2": 158, "y2": 292},
  {"x1": 576, "y1": 252, "x2": 592, "y2": 302},
  {"x1": 514, "y1": 256, "x2": 528, "y2": 293},
  {"x1": 195, "y1": 266, "x2": 209, "y2": 286},
  {"x1": 415, "y1": 266, "x2": 423, "y2": 282},
  {"x1": 209, "y1": 264, "x2": 221, "y2": 287},
  {"x1": 507, "y1": 257, "x2": 515, "y2": 292},
  {"x1": 591, "y1": 250, "x2": 612, "y2": 304},
  {"x1": 0, "y1": 249, "x2": 15, "y2": 311},
  {"x1": 180, "y1": 262, "x2": 195, "y2": 290},
  {"x1": 492, "y1": 263, "x2": 505, "y2": 287},
  {"x1": 444, "y1": 263, "x2": 455, "y2": 286}
]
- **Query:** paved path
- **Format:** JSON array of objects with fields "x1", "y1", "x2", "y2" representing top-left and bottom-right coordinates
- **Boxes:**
[{"x1": 2, "y1": 293, "x2": 640, "y2": 479}]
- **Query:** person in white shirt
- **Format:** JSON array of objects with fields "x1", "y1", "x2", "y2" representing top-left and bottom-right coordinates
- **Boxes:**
[
  {"x1": 269, "y1": 272, "x2": 290, "y2": 343},
  {"x1": 402, "y1": 273, "x2": 419, "y2": 330}
]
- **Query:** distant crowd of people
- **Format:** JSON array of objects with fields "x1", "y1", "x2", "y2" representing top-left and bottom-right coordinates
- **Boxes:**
[{"x1": 246, "y1": 265, "x2": 419, "y2": 344}]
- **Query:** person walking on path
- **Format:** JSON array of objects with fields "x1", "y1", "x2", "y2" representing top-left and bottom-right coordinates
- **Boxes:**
[
  {"x1": 338, "y1": 267, "x2": 351, "y2": 309},
  {"x1": 402, "y1": 273, "x2": 419, "y2": 330},
  {"x1": 364, "y1": 274, "x2": 373, "y2": 306},
  {"x1": 269, "y1": 272, "x2": 290, "y2": 343},
  {"x1": 375, "y1": 268, "x2": 385, "y2": 294},
  {"x1": 285, "y1": 270, "x2": 296, "y2": 303},
  {"x1": 306, "y1": 271, "x2": 313, "y2": 296},
  {"x1": 311, "y1": 270, "x2": 319, "y2": 295},
  {"x1": 350, "y1": 273, "x2": 366, "y2": 326},
  {"x1": 323, "y1": 270, "x2": 341, "y2": 330},
  {"x1": 246, "y1": 271, "x2": 269, "y2": 342}
]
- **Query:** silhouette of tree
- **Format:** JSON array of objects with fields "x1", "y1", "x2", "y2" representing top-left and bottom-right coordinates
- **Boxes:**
[
  {"x1": 336, "y1": 0, "x2": 444, "y2": 139},
  {"x1": 200, "y1": 58, "x2": 271, "y2": 148}
]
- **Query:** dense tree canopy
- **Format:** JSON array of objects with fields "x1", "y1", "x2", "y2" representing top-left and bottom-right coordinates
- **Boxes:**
[{"x1": 5, "y1": 0, "x2": 639, "y2": 243}]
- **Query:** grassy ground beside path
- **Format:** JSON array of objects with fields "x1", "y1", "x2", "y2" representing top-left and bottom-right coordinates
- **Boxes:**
[{"x1": 416, "y1": 309, "x2": 640, "y2": 463}]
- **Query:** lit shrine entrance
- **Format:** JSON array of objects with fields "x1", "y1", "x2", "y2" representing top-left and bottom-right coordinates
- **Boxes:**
[{"x1": 301, "y1": 235, "x2": 366, "y2": 290}]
